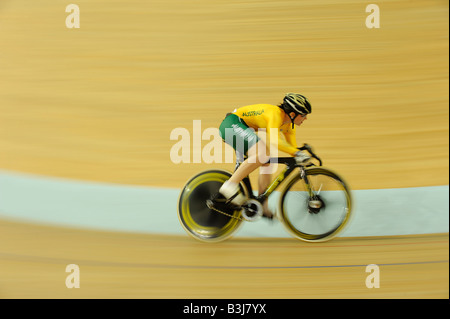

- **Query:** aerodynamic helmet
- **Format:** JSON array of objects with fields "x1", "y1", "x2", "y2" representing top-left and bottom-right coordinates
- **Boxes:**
[
  {"x1": 281, "y1": 93, "x2": 312, "y2": 128},
  {"x1": 283, "y1": 93, "x2": 312, "y2": 116}
]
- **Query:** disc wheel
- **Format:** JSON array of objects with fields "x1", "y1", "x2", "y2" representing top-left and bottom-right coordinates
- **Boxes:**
[{"x1": 178, "y1": 170, "x2": 247, "y2": 242}]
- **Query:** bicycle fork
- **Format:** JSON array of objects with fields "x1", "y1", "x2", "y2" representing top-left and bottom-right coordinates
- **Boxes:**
[{"x1": 300, "y1": 167, "x2": 324, "y2": 213}]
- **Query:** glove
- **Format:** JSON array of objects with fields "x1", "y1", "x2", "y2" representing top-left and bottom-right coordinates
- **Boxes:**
[{"x1": 294, "y1": 150, "x2": 311, "y2": 165}]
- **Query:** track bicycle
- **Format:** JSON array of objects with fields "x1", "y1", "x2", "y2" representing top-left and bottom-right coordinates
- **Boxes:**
[{"x1": 177, "y1": 144, "x2": 352, "y2": 242}]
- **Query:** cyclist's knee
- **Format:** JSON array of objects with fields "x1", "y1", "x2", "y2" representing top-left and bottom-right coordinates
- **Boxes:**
[
  {"x1": 256, "y1": 150, "x2": 270, "y2": 165},
  {"x1": 258, "y1": 145, "x2": 270, "y2": 164}
]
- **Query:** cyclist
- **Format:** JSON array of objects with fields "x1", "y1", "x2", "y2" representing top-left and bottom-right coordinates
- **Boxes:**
[{"x1": 218, "y1": 93, "x2": 312, "y2": 218}]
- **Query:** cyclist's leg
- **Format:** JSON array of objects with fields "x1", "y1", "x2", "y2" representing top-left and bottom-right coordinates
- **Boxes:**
[
  {"x1": 219, "y1": 114, "x2": 268, "y2": 205},
  {"x1": 258, "y1": 164, "x2": 273, "y2": 217},
  {"x1": 227, "y1": 139, "x2": 270, "y2": 185}
]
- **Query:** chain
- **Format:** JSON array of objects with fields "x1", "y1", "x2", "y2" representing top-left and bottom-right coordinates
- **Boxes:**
[{"x1": 209, "y1": 203, "x2": 245, "y2": 221}]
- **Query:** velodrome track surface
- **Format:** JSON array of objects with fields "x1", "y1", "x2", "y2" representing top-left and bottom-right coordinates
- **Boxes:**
[
  {"x1": 0, "y1": 219, "x2": 448, "y2": 298},
  {"x1": 0, "y1": 0, "x2": 448, "y2": 299}
]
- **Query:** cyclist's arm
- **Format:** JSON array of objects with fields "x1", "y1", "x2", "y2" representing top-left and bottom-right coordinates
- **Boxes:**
[
  {"x1": 266, "y1": 118, "x2": 298, "y2": 156},
  {"x1": 282, "y1": 126, "x2": 298, "y2": 149}
]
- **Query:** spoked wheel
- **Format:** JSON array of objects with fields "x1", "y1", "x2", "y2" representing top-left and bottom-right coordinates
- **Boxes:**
[
  {"x1": 177, "y1": 170, "x2": 247, "y2": 242},
  {"x1": 279, "y1": 167, "x2": 352, "y2": 242}
]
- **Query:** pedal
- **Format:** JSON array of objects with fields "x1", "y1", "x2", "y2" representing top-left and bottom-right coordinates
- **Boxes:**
[{"x1": 206, "y1": 199, "x2": 215, "y2": 209}]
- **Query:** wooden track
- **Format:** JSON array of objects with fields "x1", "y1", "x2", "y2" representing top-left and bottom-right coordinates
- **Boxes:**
[
  {"x1": 0, "y1": 0, "x2": 448, "y2": 299},
  {"x1": 0, "y1": 219, "x2": 447, "y2": 298},
  {"x1": 0, "y1": 0, "x2": 448, "y2": 190}
]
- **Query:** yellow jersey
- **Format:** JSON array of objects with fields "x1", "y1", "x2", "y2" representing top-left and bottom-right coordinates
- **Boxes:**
[{"x1": 233, "y1": 104, "x2": 298, "y2": 156}]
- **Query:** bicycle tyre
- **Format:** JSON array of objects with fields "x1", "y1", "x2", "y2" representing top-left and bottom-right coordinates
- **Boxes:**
[
  {"x1": 177, "y1": 169, "x2": 248, "y2": 242},
  {"x1": 278, "y1": 167, "x2": 352, "y2": 242}
]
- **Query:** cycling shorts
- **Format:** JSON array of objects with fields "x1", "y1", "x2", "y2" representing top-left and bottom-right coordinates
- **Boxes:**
[{"x1": 219, "y1": 113, "x2": 259, "y2": 156}]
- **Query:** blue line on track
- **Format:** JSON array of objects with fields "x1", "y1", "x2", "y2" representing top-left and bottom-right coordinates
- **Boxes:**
[{"x1": 0, "y1": 252, "x2": 447, "y2": 270}]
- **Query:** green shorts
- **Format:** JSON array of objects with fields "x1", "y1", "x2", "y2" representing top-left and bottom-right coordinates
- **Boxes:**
[{"x1": 219, "y1": 113, "x2": 259, "y2": 156}]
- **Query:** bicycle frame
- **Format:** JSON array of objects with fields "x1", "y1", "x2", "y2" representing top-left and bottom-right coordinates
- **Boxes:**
[
  {"x1": 233, "y1": 144, "x2": 323, "y2": 206},
  {"x1": 236, "y1": 157, "x2": 310, "y2": 205}
]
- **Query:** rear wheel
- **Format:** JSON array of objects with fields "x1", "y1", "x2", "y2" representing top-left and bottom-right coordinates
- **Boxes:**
[
  {"x1": 178, "y1": 170, "x2": 248, "y2": 242},
  {"x1": 279, "y1": 167, "x2": 352, "y2": 242}
]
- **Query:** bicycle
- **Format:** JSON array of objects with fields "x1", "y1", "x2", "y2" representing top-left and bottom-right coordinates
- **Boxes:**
[{"x1": 177, "y1": 144, "x2": 352, "y2": 242}]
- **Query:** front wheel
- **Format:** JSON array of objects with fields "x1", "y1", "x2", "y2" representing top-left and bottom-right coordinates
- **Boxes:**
[
  {"x1": 178, "y1": 170, "x2": 248, "y2": 242},
  {"x1": 278, "y1": 167, "x2": 352, "y2": 242}
]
